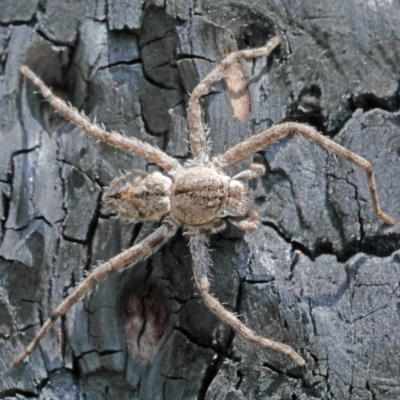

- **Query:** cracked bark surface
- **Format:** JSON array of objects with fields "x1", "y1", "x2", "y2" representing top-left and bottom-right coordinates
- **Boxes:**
[{"x1": 1, "y1": 1, "x2": 400, "y2": 399}]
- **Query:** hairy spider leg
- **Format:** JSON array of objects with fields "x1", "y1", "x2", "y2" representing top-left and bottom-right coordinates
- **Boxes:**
[
  {"x1": 190, "y1": 235, "x2": 306, "y2": 366},
  {"x1": 213, "y1": 122, "x2": 394, "y2": 226},
  {"x1": 187, "y1": 36, "x2": 280, "y2": 165},
  {"x1": 20, "y1": 65, "x2": 181, "y2": 174},
  {"x1": 12, "y1": 221, "x2": 178, "y2": 366}
]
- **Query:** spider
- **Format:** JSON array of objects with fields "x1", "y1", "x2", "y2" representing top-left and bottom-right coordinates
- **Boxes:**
[{"x1": 14, "y1": 36, "x2": 394, "y2": 368}]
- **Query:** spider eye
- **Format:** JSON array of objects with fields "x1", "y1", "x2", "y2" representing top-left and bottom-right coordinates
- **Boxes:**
[
  {"x1": 108, "y1": 192, "x2": 121, "y2": 200},
  {"x1": 103, "y1": 171, "x2": 172, "y2": 222}
]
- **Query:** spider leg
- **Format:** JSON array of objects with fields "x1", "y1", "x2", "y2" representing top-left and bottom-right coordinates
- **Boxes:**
[
  {"x1": 232, "y1": 163, "x2": 266, "y2": 181},
  {"x1": 228, "y1": 209, "x2": 260, "y2": 232},
  {"x1": 213, "y1": 122, "x2": 395, "y2": 225},
  {"x1": 188, "y1": 37, "x2": 280, "y2": 165},
  {"x1": 189, "y1": 235, "x2": 305, "y2": 367},
  {"x1": 12, "y1": 220, "x2": 178, "y2": 366},
  {"x1": 20, "y1": 66, "x2": 181, "y2": 174}
]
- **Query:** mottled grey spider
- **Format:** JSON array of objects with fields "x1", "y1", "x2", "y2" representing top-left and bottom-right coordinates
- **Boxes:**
[{"x1": 14, "y1": 36, "x2": 394, "y2": 367}]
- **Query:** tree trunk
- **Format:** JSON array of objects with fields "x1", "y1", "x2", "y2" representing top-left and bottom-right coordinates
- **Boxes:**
[{"x1": 1, "y1": 1, "x2": 400, "y2": 399}]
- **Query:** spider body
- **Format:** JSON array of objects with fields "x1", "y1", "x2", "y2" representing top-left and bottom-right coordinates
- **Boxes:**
[
  {"x1": 14, "y1": 36, "x2": 394, "y2": 368},
  {"x1": 105, "y1": 166, "x2": 251, "y2": 233},
  {"x1": 170, "y1": 167, "x2": 249, "y2": 229}
]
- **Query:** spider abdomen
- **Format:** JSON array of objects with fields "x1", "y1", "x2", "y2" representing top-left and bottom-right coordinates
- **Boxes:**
[
  {"x1": 103, "y1": 171, "x2": 172, "y2": 221},
  {"x1": 171, "y1": 167, "x2": 229, "y2": 225}
]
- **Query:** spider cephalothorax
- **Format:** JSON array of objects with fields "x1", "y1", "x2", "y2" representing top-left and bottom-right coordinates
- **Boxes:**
[
  {"x1": 14, "y1": 36, "x2": 394, "y2": 367},
  {"x1": 170, "y1": 166, "x2": 252, "y2": 231}
]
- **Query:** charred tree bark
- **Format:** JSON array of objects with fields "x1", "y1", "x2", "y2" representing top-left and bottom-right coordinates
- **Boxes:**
[{"x1": 1, "y1": 1, "x2": 400, "y2": 399}]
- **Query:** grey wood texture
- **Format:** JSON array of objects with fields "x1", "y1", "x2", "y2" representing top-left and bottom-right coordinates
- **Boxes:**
[{"x1": 1, "y1": 1, "x2": 400, "y2": 399}]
